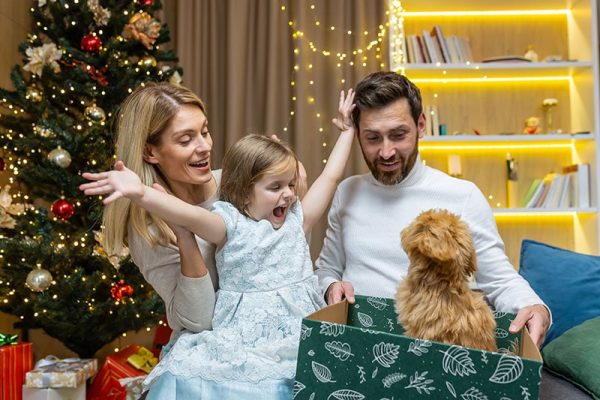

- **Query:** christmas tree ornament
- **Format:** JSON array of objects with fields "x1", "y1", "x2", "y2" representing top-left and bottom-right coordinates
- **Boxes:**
[
  {"x1": 122, "y1": 12, "x2": 160, "y2": 49},
  {"x1": 51, "y1": 198, "x2": 74, "y2": 220},
  {"x1": 84, "y1": 105, "x2": 106, "y2": 122},
  {"x1": 33, "y1": 125, "x2": 55, "y2": 138},
  {"x1": 80, "y1": 34, "x2": 102, "y2": 53},
  {"x1": 48, "y1": 146, "x2": 72, "y2": 168},
  {"x1": 111, "y1": 280, "x2": 134, "y2": 301},
  {"x1": 23, "y1": 43, "x2": 62, "y2": 76},
  {"x1": 26, "y1": 268, "x2": 53, "y2": 292},
  {"x1": 138, "y1": 55, "x2": 157, "y2": 68},
  {"x1": 26, "y1": 85, "x2": 43, "y2": 102},
  {"x1": 138, "y1": 0, "x2": 154, "y2": 6}
]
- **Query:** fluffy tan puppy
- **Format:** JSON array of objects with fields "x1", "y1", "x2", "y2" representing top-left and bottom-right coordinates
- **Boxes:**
[{"x1": 396, "y1": 209, "x2": 497, "y2": 352}]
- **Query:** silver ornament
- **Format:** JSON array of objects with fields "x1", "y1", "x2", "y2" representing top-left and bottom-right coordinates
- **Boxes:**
[
  {"x1": 26, "y1": 268, "x2": 53, "y2": 292},
  {"x1": 84, "y1": 105, "x2": 106, "y2": 122},
  {"x1": 48, "y1": 146, "x2": 72, "y2": 168}
]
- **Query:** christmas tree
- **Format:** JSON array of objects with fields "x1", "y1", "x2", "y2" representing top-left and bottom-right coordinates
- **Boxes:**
[{"x1": 0, "y1": 0, "x2": 182, "y2": 357}]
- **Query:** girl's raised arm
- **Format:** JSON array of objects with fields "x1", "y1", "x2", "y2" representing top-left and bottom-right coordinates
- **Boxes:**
[
  {"x1": 80, "y1": 161, "x2": 227, "y2": 247},
  {"x1": 301, "y1": 89, "x2": 355, "y2": 233}
]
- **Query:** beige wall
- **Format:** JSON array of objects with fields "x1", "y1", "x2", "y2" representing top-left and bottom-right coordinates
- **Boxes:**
[{"x1": 0, "y1": 2, "x2": 154, "y2": 361}]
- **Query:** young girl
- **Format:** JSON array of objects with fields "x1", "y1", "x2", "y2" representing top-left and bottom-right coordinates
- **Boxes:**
[{"x1": 80, "y1": 90, "x2": 355, "y2": 399}]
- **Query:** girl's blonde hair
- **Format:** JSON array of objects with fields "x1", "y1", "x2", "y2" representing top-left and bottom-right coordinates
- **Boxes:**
[
  {"x1": 220, "y1": 135, "x2": 299, "y2": 216},
  {"x1": 102, "y1": 82, "x2": 206, "y2": 255}
]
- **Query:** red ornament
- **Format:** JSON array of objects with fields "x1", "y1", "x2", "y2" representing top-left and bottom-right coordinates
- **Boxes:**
[
  {"x1": 111, "y1": 280, "x2": 134, "y2": 301},
  {"x1": 81, "y1": 34, "x2": 102, "y2": 53},
  {"x1": 0, "y1": 157, "x2": 4, "y2": 171},
  {"x1": 138, "y1": 0, "x2": 154, "y2": 5},
  {"x1": 51, "y1": 199, "x2": 74, "y2": 220}
]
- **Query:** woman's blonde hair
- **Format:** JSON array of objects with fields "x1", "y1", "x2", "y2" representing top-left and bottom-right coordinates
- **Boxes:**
[
  {"x1": 102, "y1": 82, "x2": 206, "y2": 255},
  {"x1": 220, "y1": 134, "x2": 299, "y2": 215}
]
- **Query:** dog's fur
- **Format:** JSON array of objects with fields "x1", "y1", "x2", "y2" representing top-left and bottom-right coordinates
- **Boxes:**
[{"x1": 395, "y1": 209, "x2": 497, "y2": 352}]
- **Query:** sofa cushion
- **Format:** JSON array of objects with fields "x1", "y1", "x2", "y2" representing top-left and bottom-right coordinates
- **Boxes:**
[
  {"x1": 519, "y1": 240, "x2": 600, "y2": 346},
  {"x1": 542, "y1": 316, "x2": 600, "y2": 399}
]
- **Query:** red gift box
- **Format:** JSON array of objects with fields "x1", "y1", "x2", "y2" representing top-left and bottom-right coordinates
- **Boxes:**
[
  {"x1": 151, "y1": 316, "x2": 172, "y2": 358},
  {"x1": 0, "y1": 342, "x2": 33, "y2": 400},
  {"x1": 87, "y1": 345, "x2": 145, "y2": 400}
]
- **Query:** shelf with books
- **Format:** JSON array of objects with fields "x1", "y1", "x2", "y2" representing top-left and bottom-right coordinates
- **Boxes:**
[
  {"x1": 392, "y1": 0, "x2": 599, "y2": 266},
  {"x1": 397, "y1": 61, "x2": 593, "y2": 80}
]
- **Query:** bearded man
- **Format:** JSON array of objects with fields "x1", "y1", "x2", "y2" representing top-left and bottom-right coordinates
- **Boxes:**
[{"x1": 315, "y1": 71, "x2": 550, "y2": 348}]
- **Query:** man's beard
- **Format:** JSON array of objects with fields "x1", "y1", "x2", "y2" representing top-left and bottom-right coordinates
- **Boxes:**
[{"x1": 364, "y1": 145, "x2": 419, "y2": 186}]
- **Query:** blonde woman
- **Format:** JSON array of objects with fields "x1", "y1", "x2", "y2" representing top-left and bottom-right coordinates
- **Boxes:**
[{"x1": 104, "y1": 83, "x2": 221, "y2": 335}]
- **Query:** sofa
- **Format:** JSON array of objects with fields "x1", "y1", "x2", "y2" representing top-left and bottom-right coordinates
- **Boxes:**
[{"x1": 519, "y1": 240, "x2": 600, "y2": 400}]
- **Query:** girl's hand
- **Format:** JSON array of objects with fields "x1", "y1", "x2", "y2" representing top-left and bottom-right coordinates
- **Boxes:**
[
  {"x1": 79, "y1": 160, "x2": 144, "y2": 204},
  {"x1": 332, "y1": 89, "x2": 356, "y2": 132}
]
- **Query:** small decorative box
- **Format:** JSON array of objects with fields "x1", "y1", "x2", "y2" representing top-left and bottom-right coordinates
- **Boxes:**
[{"x1": 25, "y1": 358, "x2": 97, "y2": 388}]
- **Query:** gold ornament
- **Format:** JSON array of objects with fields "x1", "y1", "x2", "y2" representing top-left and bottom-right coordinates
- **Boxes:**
[
  {"x1": 26, "y1": 268, "x2": 53, "y2": 292},
  {"x1": 48, "y1": 146, "x2": 72, "y2": 168},
  {"x1": 84, "y1": 104, "x2": 106, "y2": 122},
  {"x1": 33, "y1": 125, "x2": 55, "y2": 138},
  {"x1": 138, "y1": 55, "x2": 157, "y2": 68},
  {"x1": 26, "y1": 86, "x2": 43, "y2": 102},
  {"x1": 122, "y1": 12, "x2": 161, "y2": 50}
]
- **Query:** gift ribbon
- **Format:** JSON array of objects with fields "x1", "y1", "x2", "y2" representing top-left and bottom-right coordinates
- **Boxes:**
[
  {"x1": 126, "y1": 347, "x2": 157, "y2": 373},
  {"x1": 0, "y1": 332, "x2": 18, "y2": 346},
  {"x1": 30, "y1": 356, "x2": 89, "y2": 388}
]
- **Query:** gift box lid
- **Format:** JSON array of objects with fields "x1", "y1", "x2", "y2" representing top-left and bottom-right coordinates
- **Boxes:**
[{"x1": 25, "y1": 358, "x2": 97, "y2": 388}]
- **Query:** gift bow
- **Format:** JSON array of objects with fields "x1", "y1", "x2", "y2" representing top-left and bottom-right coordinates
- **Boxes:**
[
  {"x1": 34, "y1": 355, "x2": 81, "y2": 369},
  {"x1": 0, "y1": 332, "x2": 18, "y2": 346},
  {"x1": 126, "y1": 347, "x2": 157, "y2": 373}
]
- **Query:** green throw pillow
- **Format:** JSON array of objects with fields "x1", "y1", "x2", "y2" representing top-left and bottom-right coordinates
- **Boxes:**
[{"x1": 542, "y1": 316, "x2": 600, "y2": 399}]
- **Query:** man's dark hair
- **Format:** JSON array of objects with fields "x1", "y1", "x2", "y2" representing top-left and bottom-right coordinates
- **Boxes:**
[{"x1": 352, "y1": 71, "x2": 423, "y2": 128}]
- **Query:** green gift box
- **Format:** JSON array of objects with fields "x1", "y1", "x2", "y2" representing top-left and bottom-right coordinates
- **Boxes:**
[{"x1": 294, "y1": 295, "x2": 542, "y2": 399}]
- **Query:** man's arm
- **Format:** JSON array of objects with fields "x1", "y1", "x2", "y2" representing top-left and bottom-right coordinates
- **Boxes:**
[
  {"x1": 463, "y1": 184, "x2": 551, "y2": 347},
  {"x1": 315, "y1": 188, "x2": 355, "y2": 304}
]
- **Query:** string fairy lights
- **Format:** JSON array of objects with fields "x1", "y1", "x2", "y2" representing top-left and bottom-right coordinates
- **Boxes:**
[{"x1": 280, "y1": 1, "x2": 389, "y2": 162}]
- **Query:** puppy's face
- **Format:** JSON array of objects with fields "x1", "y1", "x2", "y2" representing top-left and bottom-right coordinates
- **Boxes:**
[{"x1": 401, "y1": 209, "x2": 477, "y2": 278}]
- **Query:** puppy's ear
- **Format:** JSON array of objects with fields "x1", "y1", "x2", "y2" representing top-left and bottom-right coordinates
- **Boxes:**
[{"x1": 416, "y1": 225, "x2": 457, "y2": 263}]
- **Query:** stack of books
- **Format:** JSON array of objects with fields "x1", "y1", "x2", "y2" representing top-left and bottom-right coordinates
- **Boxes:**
[
  {"x1": 405, "y1": 25, "x2": 473, "y2": 64},
  {"x1": 522, "y1": 164, "x2": 590, "y2": 209}
]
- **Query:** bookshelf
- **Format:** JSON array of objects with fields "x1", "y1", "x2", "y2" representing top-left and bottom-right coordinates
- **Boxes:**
[{"x1": 390, "y1": 0, "x2": 600, "y2": 266}]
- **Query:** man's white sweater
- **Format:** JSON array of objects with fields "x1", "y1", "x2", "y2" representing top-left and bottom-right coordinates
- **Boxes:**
[{"x1": 316, "y1": 157, "x2": 545, "y2": 313}]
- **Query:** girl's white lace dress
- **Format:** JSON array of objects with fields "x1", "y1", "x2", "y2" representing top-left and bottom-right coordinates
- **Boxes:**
[{"x1": 145, "y1": 200, "x2": 325, "y2": 399}]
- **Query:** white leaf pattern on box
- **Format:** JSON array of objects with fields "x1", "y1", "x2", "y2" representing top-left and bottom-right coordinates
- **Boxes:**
[
  {"x1": 320, "y1": 322, "x2": 345, "y2": 337},
  {"x1": 441, "y1": 346, "x2": 477, "y2": 377},
  {"x1": 404, "y1": 371, "x2": 436, "y2": 394},
  {"x1": 371, "y1": 366, "x2": 378, "y2": 378},
  {"x1": 493, "y1": 311, "x2": 508, "y2": 318},
  {"x1": 293, "y1": 381, "x2": 306, "y2": 398},
  {"x1": 521, "y1": 385, "x2": 531, "y2": 400},
  {"x1": 357, "y1": 365, "x2": 366, "y2": 383},
  {"x1": 357, "y1": 312, "x2": 374, "y2": 327},
  {"x1": 366, "y1": 297, "x2": 389, "y2": 310},
  {"x1": 495, "y1": 328, "x2": 509, "y2": 338},
  {"x1": 408, "y1": 339, "x2": 432, "y2": 356},
  {"x1": 301, "y1": 324, "x2": 313, "y2": 340},
  {"x1": 372, "y1": 342, "x2": 400, "y2": 368},
  {"x1": 325, "y1": 341, "x2": 354, "y2": 361},
  {"x1": 446, "y1": 381, "x2": 457, "y2": 398},
  {"x1": 326, "y1": 388, "x2": 365, "y2": 400},
  {"x1": 312, "y1": 361, "x2": 336, "y2": 383},
  {"x1": 489, "y1": 355, "x2": 523, "y2": 384},
  {"x1": 460, "y1": 387, "x2": 488, "y2": 400},
  {"x1": 381, "y1": 372, "x2": 407, "y2": 388}
]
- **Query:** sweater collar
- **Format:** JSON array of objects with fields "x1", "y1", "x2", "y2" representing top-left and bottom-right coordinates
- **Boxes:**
[{"x1": 367, "y1": 154, "x2": 425, "y2": 188}]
